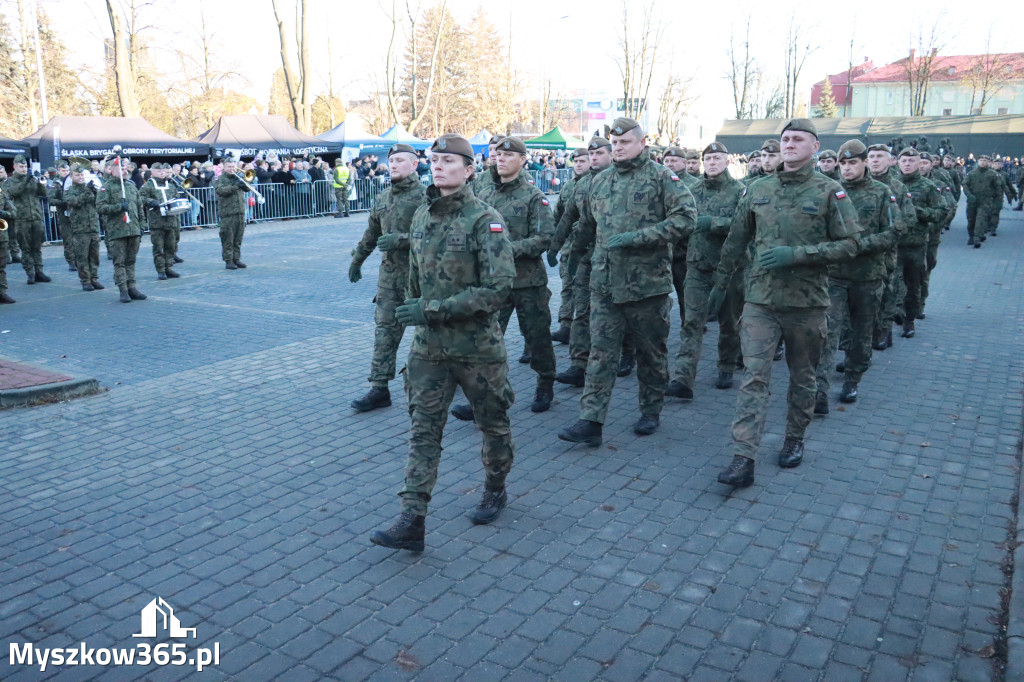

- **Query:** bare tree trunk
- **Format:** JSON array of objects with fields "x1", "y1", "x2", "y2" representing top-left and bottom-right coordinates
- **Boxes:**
[
  {"x1": 298, "y1": 0, "x2": 311, "y2": 133},
  {"x1": 726, "y1": 16, "x2": 756, "y2": 119},
  {"x1": 105, "y1": 0, "x2": 139, "y2": 117},
  {"x1": 270, "y1": 0, "x2": 302, "y2": 129},
  {"x1": 407, "y1": 0, "x2": 446, "y2": 134},
  {"x1": 17, "y1": 0, "x2": 38, "y2": 129},
  {"x1": 383, "y1": 0, "x2": 403, "y2": 126}
]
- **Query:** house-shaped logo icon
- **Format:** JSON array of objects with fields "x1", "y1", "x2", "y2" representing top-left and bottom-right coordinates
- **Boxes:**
[{"x1": 132, "y1": 597, "x2": 197, "y2": 639}]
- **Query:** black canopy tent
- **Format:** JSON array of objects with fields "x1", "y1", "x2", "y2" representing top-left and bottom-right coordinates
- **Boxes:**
[
  {"x1": 196, "y1": 114, "x2": 341, "y2": 160},
  {"x1": 21, "y1": 116, "x2": 209, "y2": 168},
  {"x1": 0, "y1": 135, "x2": 30, "y2": 159}
]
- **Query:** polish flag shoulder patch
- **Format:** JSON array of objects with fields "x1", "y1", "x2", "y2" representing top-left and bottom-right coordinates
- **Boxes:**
[
  {"x1": 890, "y1": 195, "x2": 897, "y2": 202},
  {"x1": 907, "y1": 192, "x2": 913, "y2": 199},
  {"x1": 489, "y1": 223, "x2": 503, "y2": 232},
  {"x1": 835, "y1": 190, "x2": 847, "y2": 200},
  {"x1": 670, "y1": 174, "x2": 680, "y2": 181},
  {"x1": 541, "y1": 199, "x2": 549, "y2": 206}
]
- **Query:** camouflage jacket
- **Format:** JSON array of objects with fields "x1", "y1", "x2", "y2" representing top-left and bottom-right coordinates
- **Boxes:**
[
  {"x1": 716, "y1": 161, "x2": 862, "y2": 310},
  {"x1": 552, "y1": 172, "x2": 586, "y2": 250},
  {"x1": 552, "y1": 169, "x2": 599, "y2": 256},
  {"x1": 139, "y1": 179, "x2": 184, "y2": 230},
  {"x1": 576, "y1": 154, "x2": 696, "y2": 304},
  {"x1": 687, "y1": 170, "x2": 745, "y2": 271},
  {"x1": 214, "y1": 172, "x2": 246, "y2": 217},
  {"x1": 407, "y1": 184, "x2": 515, "y2": 362},
  {"x1": 944, "y1": 165, "x2": 963, "y2": 201},
  {"x1": 898, "y1": 171, "x2": 945, "y2": 246},
  {"x1": 96, "y1": 175, "x2": 144, "y2": 239},
  {"x1": 871, "y1": 172, "x2": 917, "y2": 248},
  {"x1": 742, "y1": 169, "x2": 764, "y2": 187},
  {"x1": 353, "y1": 174, "x2": 427, "y2": 289},
  {"x1": 63, "y1": 182, "x2": 100, "y2": 235},
  {"x1": 997, "y1": 167, "x2": 1016, "y2": 201},
  {"x1": 925, "y1": 168, "x2": 957, "y2": 222},
  {"x1": 830, "y1": 174, "x2": 905, "y2": 282},
  {"x1": 4, "y1": 172, "x2": 46, "y2": 222},
  {"x1": 0, "y1": 186, "x2": 13, "y2": 244},
  {"x1": 474, "y1": 165, "x2": 554, "y2": 289},
  {"x1": 818, "y1": 167, "x2": 841, "y2": 182},
  {"x1": 673, "y1": 172, "x2": 701, "y2": 261},
  {"x1": 963, "y1": 167, "x2": 1004, "y2": 203},
  {"x1": 46, "y1": 177, "x2": 71, "y2": 226}
]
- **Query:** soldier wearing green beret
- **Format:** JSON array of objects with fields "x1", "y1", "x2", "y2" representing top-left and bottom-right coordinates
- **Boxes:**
[
  {"x1": 683, "y1": 148, "x2": 701, "y2": 178},
  {"x1": 0, "y1": 165, "x2": 21, "y2": 264},
  {"x1": 6, "y1": 154, "x2": 51, "y2": 284},
  {"x1": 549, "y1": 147, "x2": 591, "y2": 345},
  {"x1": 140, "y1": 163, "x2": 184, "y2": 280},
  {"x1": 349, "y1": 143, "x2": 428, "y2": 413},
  {"x1": 370, "y1": 134, "x2": 517, "y2": 552},
  {"x1": 47, "y1": 161, "x2": 77, "y2": 272},
  {"x1": 816, "y1": 150, "x2": 840, "y2": 181},
  {"x1": 97, "y1": 157, "x2": 146, "y2": 302},
  {"x1": 64, "y1": 164, "x2": 104, "y2": 291},
  {"x1": 895, "y1": 147, "x2": 945, "y2": 337},
  {"x1": 661, "y1": 146, "x2": 700, "y2": 331},
  {"x1": 471, "y1": 135, "x2": 503, "y2": 196},
  {"x1": 744, "y1": 150, "x2": 763, "y2": 185},
  {"x1": 712, "y1": 118, "x2": 863, "y2": 488},
  {"x1": 963, "y1": 155, "x2": 1004, "y2": 247},
  {"x1": 916, "y1": 152, "x2": 956, "y2": 317},
  {"x1": 557, "y1": 117, "x2": 697, "y2": 445},
  {"x1": 0, "y1": 179, "x2": 16, "y2": 303},
  {"x1": 214, "y1": 158, "x2": 248, "y2": 270}
]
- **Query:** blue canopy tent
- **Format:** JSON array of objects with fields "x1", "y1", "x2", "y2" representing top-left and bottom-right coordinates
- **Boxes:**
[
  {"x1": 380, "y1": 125, "x2": 432, "y2": 150},
  {"x1": 468, "y1": 129, "x2": 493, "y2": 154},
  {"x1": 317, "y1": 121, "x2": 390, "y2": 150}
]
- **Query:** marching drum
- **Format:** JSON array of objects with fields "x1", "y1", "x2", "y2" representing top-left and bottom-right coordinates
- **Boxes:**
[{"x1": 160, "y1": 198, "x2": 191, "y2": 217}]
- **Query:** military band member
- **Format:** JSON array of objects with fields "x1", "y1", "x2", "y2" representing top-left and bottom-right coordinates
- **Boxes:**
[
  {"x1": 63, "y1": 163, "x2": 104, "y2": 292},
  {"x1": 215, "y1": 158, "x2": 248, "y2": 269},
  {"x1": 0, "y1": 180, "x2": 15, "y2": 303},
  {"x1": 97, "y1": 157, "x2": 146, "y2": 302},
  {"x1": 6, "y1": 155, "x2": 51, "y2": 284},
  {"x1": 140, "y1": 163, "x2": 184, "y2": 280},
  {"x1": 46, "y1": 161, "x2": 76, "y2": 271}
]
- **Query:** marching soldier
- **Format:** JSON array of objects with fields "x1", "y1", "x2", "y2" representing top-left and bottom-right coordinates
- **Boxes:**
[
  {"x1": 46, "y1": 161, "x2": 76, "y2": 271},
  {"x1": 140, "y1": 163, "x2": 183, "y2": 280},
  {"x1": 471, "y1": 135, "x2": 503, "y2": 196},
  {"x1": 917, "y1": 152, "x2": 956, "y2": 317},
  {"x1": 5, "y1": 155, "x2": 51, "y2": 284},
  {"x1": 97, "y1": 156, "x2": 146, "y2": 302},
  {"x1": 895, "y1": 148, "x2": 945, "y2": 337},
  {"x1": 348, "y1": 143, "x2": 428, "y2": 412},
  {"x1": 743, "y1": 150, "x2": 763, "y2": 185},
  {"x1": 63, "y1": 163, "x2": 104, "y2": 292},
  {"x1": 332, "y1": 158, "x2": 352, "y2": 218},
  {"x1": 0, "y1": 165, "x2": 18, "y2": 263},
  {"x1": 370, "y1": 134, "x2": 516, "y2": 552},
  {"x1": 963, "y1": 155, "x2": 1003, "y2": 248},
  {"x1": 550, "y1": 147, "x2": 591, "y2": 345},
  {"x1": 816, "y1": 149, "x2": 840, "y2": 180},
  {"x1": 0, "y1": 179, "x2": 15, "y2": 303},
  {"x1": 215, "y1": 158, "x2": 248, "y2": 269},
  {"x1": 662, "y1": 146, "x2": 700, "y2": 327}
]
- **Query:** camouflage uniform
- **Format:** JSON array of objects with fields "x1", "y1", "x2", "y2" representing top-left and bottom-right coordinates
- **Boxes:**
[
  {"x1": 5, "y1": 172, "x2": 48, "y2": 279},
  {"x1": 715, "y1": 161, "x2": 862, "y2": 461},
  {"x1": 3, "y1": 178, "x2": 20, "y2": 263},
  {"x1": 574, "y1": 153, "x2": 696, "y2": 423},
  {"x1": 963, "y1": 165, "x2": 1004, "y2": 243},
  {"x1": 140, "y1": 177, "x2": 184, "y2": 275},
  {"x1": 351, "y1": 174, "x2": 427, "y2": 388},
  {"x1": 897, "y1": 170, "x2": 945, "y2": 322},
  {"x1": 475, "y1": 165, "x2": 556, "y2": 387},
  {"x1": 920, "y1": 166, "x2": 957, "y2": 312},
  {"x1": 0, "y1": 187, "x2": 14, "y2": 296},
  {"x1": 671, "y1": 172, "x2": 702, "y2": 326},
  {"x1": 214, "y1": 172, "x2": 246, "y2": 264},
  {"x1": 64, "y1": 181, "x2": 102, "y2": 285},
  {"x1": 46, "y1": 175, "x2": 76, "y2": 269},
  {"x1": 673, "y1": 168, "x2": 745, "y2": 390},
  {"x1": 552, "y1": 172, "x2": 586, "y2": 332},
  {"x1": 815, "y1": 171, "x2": 904, "y2": 396},
  {"x1": 400, "y1": 183, "x2": 516, "y2": 516},
  {"x1": 96, "y1": 174, "x2": 144, "y2": 290},
  {"x1": 332, "y1": 163, "x2": 352, "y2": 217},
  {"x1": 871, "y1": 171, "x2": 916, "y2": 345}
]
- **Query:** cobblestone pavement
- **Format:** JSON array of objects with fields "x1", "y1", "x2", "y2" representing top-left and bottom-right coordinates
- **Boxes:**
[{"x1": 1, "y1": 205, "x2": 1021, "y2": 681}]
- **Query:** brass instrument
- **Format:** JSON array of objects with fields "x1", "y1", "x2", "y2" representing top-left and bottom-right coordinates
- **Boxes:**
[
  {"x1": 169, "y1": 174, "x2": 204, "y2": 209},
  {"x1": 0, "y1": 218, "x2": 7, "y2": 232},
  {"x1": 232, "y1": 169, "x2": 265, "y2": 204}
]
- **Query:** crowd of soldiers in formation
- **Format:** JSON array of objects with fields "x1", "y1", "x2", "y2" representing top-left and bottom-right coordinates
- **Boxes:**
[
  {"x1": 0, "y1": 154, "x2": 253, "y2": 304},
  {"x1": 349, "y1": 120, "x2": 1020, "y2": 553}
]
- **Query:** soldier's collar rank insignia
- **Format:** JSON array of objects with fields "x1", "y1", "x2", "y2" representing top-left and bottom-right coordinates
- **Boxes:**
[
  {"x1": 489, "y1": 222, "x2": 503, "y2": 232},
  {"x1": 835, "y1": 190, "x2": 847, "y2": 199}
]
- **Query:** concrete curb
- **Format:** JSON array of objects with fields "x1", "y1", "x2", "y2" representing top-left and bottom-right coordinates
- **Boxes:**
[
  {"x1": 1006, "y1": 429, "x2": 1024, "y2": 681},
  {"x1": 0, "y1": 374, "x2": 101, "y2": 409}
]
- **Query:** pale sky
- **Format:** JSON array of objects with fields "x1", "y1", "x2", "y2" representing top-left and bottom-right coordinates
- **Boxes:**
[{"x1": 16, "y1": 0, "x2": 1018, "y2": 133}]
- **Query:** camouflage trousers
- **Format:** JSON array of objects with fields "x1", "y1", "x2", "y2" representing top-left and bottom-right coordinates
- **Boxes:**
[
  {"x1": 73, "y1": 233, "x2": 100, "y2": 284},
  {"x1": 219, "y1": 214, "x2": 245, "y2": 262},
  {"x1": 57, "y1": 217, "x2": 75, "y2": 267},
  {"x1": 556, "y1": 242, "x2": 574, "y2": 329},
  {"x1": 368, "y1": 286, "x2": 407, "y2": 387},
  {"x1": 14, "y1": 220, "x2": 44, "y2": 276},
  {"x1": 920, "y1": 227, "x2": 942, "y2": 311},
  {"x1": 568, "y1": 260, "x2": 635, "y2": 370},
  {"x1": 168, "y1": 221, "x2": 180, "y2": 263},
  {"x1": 0, "y1": 238, "x2": 7, "y2": 293},
  {"x1": 400, "y1": 354, "x2": 515, "y2": 516},
  {"x1": 8, "y1": 230, "x2": 19, "y2": 260},
  {"x1": 334, "y1": 187, "x2": 349, "y2": 215},
  {"x1": 966, "y1": 199, "x2": 1000, "y2": 241},
  {"x1": 671, "y1": 251, "x2": 687, "y2": 326},
  {"x1": 108, "y1": 236, "x2": 140, "y2": 289},
  {"x1": 815, "y1": 278, "x2": 883, "y2": 394},
  {"x1": 150, "y1": 227, "x2": 175, "y2": 274},
  {"x1": 580, "y1": 293, "x2": 671, "y2": 424},
  {"x1": 498, "y1": 286, "x2": 556, "y2": 384},
  {"x1": 732, "y1": 303, "x2": 827, "y2": 460},
  {"x1": 897, "y1": 245, "x2": 926, "y2": 321},
  {"x1": 673, "y1": 267, "x2": 743, "y2": 389},
  {"x1": 874, "y1": 261, "x2": 899, "y2": 341}
]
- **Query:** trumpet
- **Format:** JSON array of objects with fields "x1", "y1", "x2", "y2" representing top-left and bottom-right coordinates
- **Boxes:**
[
  {"x1": 0, "y1": 218, "x2": 7, "y2": 232},
  {"x1": 169, "y1": 174, "x2": 204, "y2": 209},
  {"x1": 232, "y1": 169, "x2": 265, "y2": 204}
]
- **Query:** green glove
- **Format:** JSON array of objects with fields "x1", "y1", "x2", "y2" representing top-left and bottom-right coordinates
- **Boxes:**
[
  {"x1": 759, "y1": 246, "x2": 797, "y2": 270},
  {"x1": 566, "y1": 252, "x2": 582, "y2": 280},
  {"x1": 606, "y1": 231, "x2": 640, "y2": 249},
  {"x1": 706, "y1": 286, "x2": 726, "y2": 316},
  {"x1": 376, "y1": 233, "x2": 401, "y2": 251},
  {"x1": 348, "y1": 262, "x2": 362, "y2": 283},
  {"x1": 395, "y1": 298, "x2": 428, "y2": 326},
  {"x1": 696, "y1": 215, "x2": 712, "y2": 231},
  {"x1": 546, "y1": 250, "x2": 559, "y2": 267}
]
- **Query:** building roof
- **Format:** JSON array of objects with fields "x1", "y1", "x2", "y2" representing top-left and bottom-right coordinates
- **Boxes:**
[
  {"x1": 810, "y1": 60, "x2": 874, "y2": 107},
  {"x1": 853, "y1": 52, "x2": 1024, "y2": 84}
]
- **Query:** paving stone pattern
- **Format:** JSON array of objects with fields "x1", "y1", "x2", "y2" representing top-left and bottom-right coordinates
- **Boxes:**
[
  {"x1": 0, "y1": 360, "x2": 72, "y2": 389},
  {"x1": 1, "y1": 206, "x2": 1021, "y2": 681}
]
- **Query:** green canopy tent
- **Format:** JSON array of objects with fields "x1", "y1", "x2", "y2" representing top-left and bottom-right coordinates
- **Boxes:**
[{"x1": 524, "y1": 126, "x2": 585, "y2": 150}]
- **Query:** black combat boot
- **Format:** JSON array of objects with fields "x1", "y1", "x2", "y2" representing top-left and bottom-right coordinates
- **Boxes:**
[
  {"x1": 665, "y1": 380, "x2": 693, "y2": 400},
  {"x1": 814, "y1": 391, "x2": 829, "y2": 415},
  {"x1": 234, "y1": 260, "x2": 247, "y2": 268},
  {"x1": 119, "y1": 288, "x2": 131, "y2": 303},
  {"x1": 34, "y1": 270, "x2": 51, "y2": 283},
  {"x1": 633, "y1": 414, "x2": 659, "y2": 436},
  {"x1": 470, "y1": 487, "x2": 507, "y2": 525},
  {"x1": 26, "y1": 272, "x2": 35, "y2": 285},
  {"x1": 715, "y1": 371, "x2": 734, "y2": 389},
  {"x1": 0, "y1": 292, "x2": 15, "y2": 304},
  {"x1": 530, "y1": 383, "x2": 553, "y2": 413},
  {"x1": 351, "y1": 386, "x2": 391, "y2": 412},
  {"x1": 617, "y1": 353, "x2": 636, "y2": 377},
  {"x1": 778, "y1": 437, "x2": 804, "y2": 468},
  {"x1": 11, "y1": 254, "x2": 21, "y2": 263},
  {"x1": 839, "y1": 381, "x2": 858, "y2": 404},
  {"x1": 165, "y1": 268, "x2": 181, "y2": 278},
  {"x1": 370, "y1": 512, "x2": 425, "y2": 552},
  {"x1": 835, "y1": 360, "x2": 845, "y2": 373},
  {"x1": 557, "y1": 420, "x2": 602, "y2": 446},
  {"x1": 225, "y1": 261, "x2": 237, "y2": 270},
  {"x1": 901, "y1": 319, "x2": 915, "y2": 338},
  {"x1": 450, "y1": 403, "x2": 474, "y2": 421},
  {"x1": 555, "y1": 366, "x2": 586, "y2": 387},
  {"x1": 885, "y1": 331, "x2": 892, "y2": 348},
  {"x1": 718, "y1": 456, "x2": 754, "y2": 488},
  {"x1": 872, "y1": 331, "x2": 887, "y2": 351},
  {"x1": 173, "y1": 255, "x2": 184, "y2": 264},
  {"x1": 519, "y1": 350, "x2": 531, "y2": 364},
  {"x1": 90, "y1": 280, "x2": 105, "y2": 290},
  {"x1": 68, "y1": 263, "x2": 76, "y2": 271},
  {"x1": 551, "y1": 326, "x2": 571, "y2": 344},
  {"x1": 157, "y1": 272, "x2": 167, "y2": 280},
  {"x1": 127, "y1": 287, "x2": 147, "y2": 300},
  {"x1": 82, "y1": 282, "x2": 94, "y2": 292}
]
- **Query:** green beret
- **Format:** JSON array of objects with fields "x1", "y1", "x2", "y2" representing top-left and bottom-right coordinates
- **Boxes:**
[
  {"x1": 781, "y1": 118, "x2": 818, "y2": 138},
  {"x1": 897, "y1": 147, "x2": 919, "y2": 158},
  {"x1": 866, "y1": 143, "x2": 891, "y2": 154},
  {"x1": 761, "y1": 139, "x2": 780, "y2": 153},
  {"x1": 496, "y1": 136, "x2": 527, "y2": 154},
  {"x1": 13, "y1": 154, "x2": 27, "y2": 164},
  {"x1": 388, "y1": 143, "x2": 417, "y2": 157},
  {"x1": 488, "y1": 135, "x2": 502, "y2": 146},
  {"x1": 572, "y1": 147, "x2": 589, "y2": 159},
  {"x1": 684, "y1": 149, "x2": 701, "y2": 160},
  {"x1": 56, "y1": 160, "x2": 69, "y2": 169},
  {"x1": 817, "y1": 149, "x2": 837, "y2": 160},
  {"x1": 663, "y1": 146, "x2": 685, "y2": 159},
  {"x1": 610, "y1": 117, "x2": 641, "y2": 136},
  {"x1": 46, "y1": 167, "x2": 56, "y2": 174},
  {"x1": 431, "y1": 133, "x2": 475, "y2": 161},
  {"x1": 918, "y1": 151, "x2": 932, "y2": 161},
  {"x1": 977, "y1": 154, "x2": 992, "y2": 161},
  {"x1": 837, "y1": 140, "x2": 867, "y2": 160},
  {"x1": 587, "y1": 137, "x2": 611, "y2": 152},
  {"x1": 703, "y1": 142, "x2": 728, "y2": 156},
  {"x1": 747, "y1": 150, "x2": 761, "y2": 159},
  {"x1": 69, "y1": 163, "x2": 86, "y2": 173}
]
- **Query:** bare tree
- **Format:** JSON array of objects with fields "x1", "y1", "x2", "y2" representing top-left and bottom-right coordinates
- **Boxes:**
[
  {"x1": 904, "y1": 18, "x2": 945, "y2": 116},
  {"x1": 105, "y1": 0, "x2": 139, "y2": 116},
  {"x1": 655, "y1": 71, "x2": 696, "y2": 141},
  {"x1": 961, "y1": 28, "x2": 1017, "y2": 114},
  {"x1": 617, "y1": 0, "x2": 663, "y2": 120},
  {"x1": 269, "y1": 0, "x2": 313, "y2": 132},
  {"x1": 782, "y1": 13, "x2": 817, "y2": 118},
  {"x1": 726, "y1": 15, "x2": 757, "y2": 119}
]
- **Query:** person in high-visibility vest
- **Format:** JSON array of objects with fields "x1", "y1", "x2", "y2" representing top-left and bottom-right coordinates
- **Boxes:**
[{"x1": 332, "y1": 159, "x2": 352, "y2": 218}]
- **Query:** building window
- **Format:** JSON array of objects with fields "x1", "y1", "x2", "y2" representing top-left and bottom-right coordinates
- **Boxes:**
[
  {"x1": 886, "y1": 90, "x2": 893, "y2": 104},
  {"x1": 942, "y1": 109, "x2": 952, "y2": 116},
  {"x1": 998, "y1": 107, "x2": 1008, "y2": 115}
]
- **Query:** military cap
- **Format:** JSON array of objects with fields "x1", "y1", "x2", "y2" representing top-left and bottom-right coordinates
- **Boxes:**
[
  {"x1": 837, "y1": 140, "x2": 867, "y2": 160},
  {"x1": 388, "y1": 143, "x2": 417, "y2": 157},
  {"x1": 572, "y1": 147, "x2": 589, "y2": 159},
  {"x1": 817, "y1": 149, "x2": 837, "y2": 160},
  {"x1": 780, "y1": 117, "x2": 818, "y2": 138},
  {"x1": 663, "y1": 146, "x2": 685, "y2": 158},
  {"x1": 46, "y1": 166, "x2": 56, "y2": 174},
  {"x1": 587, "y1": 137, "x2": 612, "y2": 151},
  {"x1": 488, "y1": 135, "x2": 502, "y2": 145},
  {"x1": 703, "y1": 142, "x2": 728, "y2": 157},
  {"x1": 918, "y1": 151, "x2": 932, "y2": 161},
  {"x1": 747, "y1": 150, "x2": 761, "y2": 159},
  {"x1": 897, "y1": 147, "x2": 919, "y2": 158},
  {"x1": 150, "y1": 162, "x2": 163, "y2": 170},
  {"x1": 56, "y1": 160, "x2": 69, "y2": 169},
  {"x1": 761, "y1": 139, "x2": 781, "y2": 153},
  {"x1": 69, "y1": 163, "x2": 87, "y2": 173},
  {"x1": 977, "y1": 153, "x2": 992, "y2": 161},
  {"x1": 684, "y1": 149, "x2": 701, "y2": 160},
  {"x1": 13, "y1": 154, "x2": 27, "y2": 164},
  {"x1": 866, "y1": 143, "x2": 892, "y2": 154},
  {"x1": 431, "y1": 133, "x2": 475, "y2": 160},
  {"x1": 610, "y1": 117, "x2": 641, "y2": 136},
  {"x1": 496, "y1": 136, "x2": 528, "y2": 154}
]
